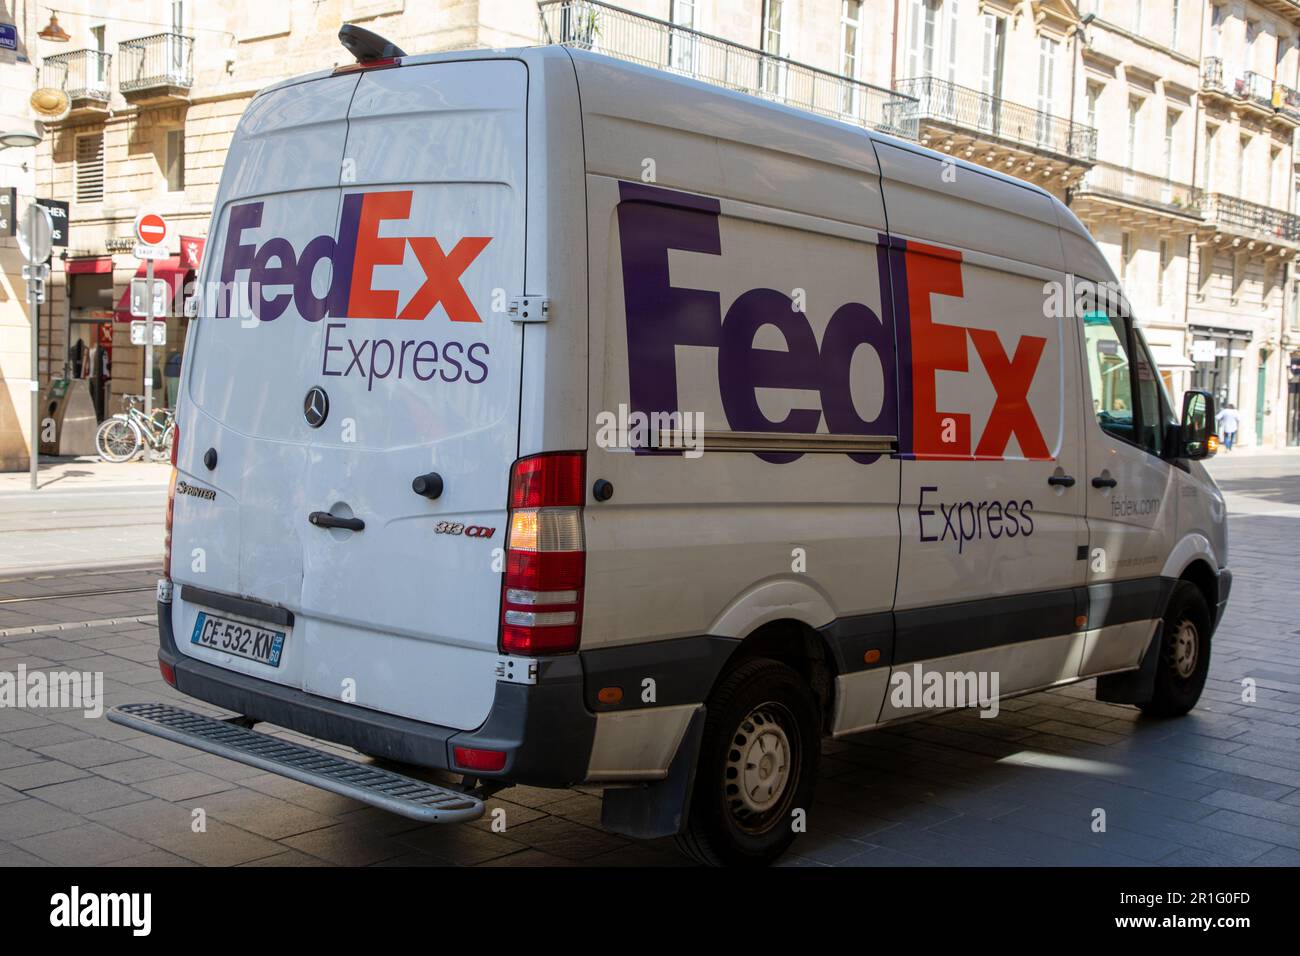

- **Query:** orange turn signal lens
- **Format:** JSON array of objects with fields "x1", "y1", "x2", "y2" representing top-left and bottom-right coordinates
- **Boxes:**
[
  {"x1": 597, "y1": 686, "x2": 624, "y2": 705},
  {"x1": 863, "y1": 649, "x2": 881, "y2": 665}
]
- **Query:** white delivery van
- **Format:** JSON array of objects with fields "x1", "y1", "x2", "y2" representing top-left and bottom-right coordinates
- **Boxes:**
[{"x1": 112, "y1": 27, "x2": 1231, "y2": 867}]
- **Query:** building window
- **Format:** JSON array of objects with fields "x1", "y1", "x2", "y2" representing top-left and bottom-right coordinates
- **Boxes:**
[
  {"x1": 1203, "y1": 122, "x2": 1218, "y2": 187},
  {"x1": 839, "y1": 0, "x2": 863, "y2": 115},
  {"x1": 1133, "y1": 0, "x2": 1143, "y2": 34},
  {"x1": 760, "y1": 0, "x2": 787, "y2": 96},
  {"x1": 1164, "y1": 109, "x2": 1178, "y2": 181},
  {"x1": 1036, "y1": 36, "x2": 1058, "y2": 141},
  {"x1": 905, "y1": 0, "x2": 941, "y2": 79},
  {"x1": 75, "y1": 132, "x2": 105, "y2": 203},
  {"x1": 669, "y1": 0, "x2": 697, "y2": 73},
  {"x1": 1171, "y1": 0, "x2": 1180, "y2": 49},
  {"x1": 1158, "y1": 239, "x2": 1171, "y2": 306},
  {"x1": 1239, "y1": 134, "x2": 1251, "y2": 199},
  {"x1": 165, "y1": 128, "x2": 185, "y2": 192},
  {"x1": 1126, "y1": 96, "x2": 1142, "y2": 172}
]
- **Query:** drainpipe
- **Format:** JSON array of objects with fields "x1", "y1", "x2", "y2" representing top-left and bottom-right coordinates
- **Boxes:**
[
  {"x1": 890, "y1": 0, "x2": 899, "y2": 88},
  {"x1": 1183, "y1": 1, "x2": 1209, "y2": 382}
]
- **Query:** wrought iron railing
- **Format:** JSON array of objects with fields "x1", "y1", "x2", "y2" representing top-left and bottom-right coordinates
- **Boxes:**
[
  {"x1": 1278, "y1": 83, "x2": 1300, "y2": 122},
  {"x1": 1202, "y1": 57, "x2": 1227, "y2": 92},
  {"x1": 893, "y1": 75, "x2": 1096, "y2": 163},
  {"x1": 538, "y1": 0, "x2": 919, "y2": 140},
  {"x1": 41, "y1": 49, "x2": 112, "y2": 101},
  {"x1": 119, "y1": 33, "x2": 193, "y2": 93},
  {"x1": 1072, "y1": 162, "x2": 1202, "y2": 215},
  {"x1": 1239, "y1": 70, "x2": 1275, "y2": 108},
  {"x1": 1203, "y1": 192, "x2": 1300, "y2": 243}
]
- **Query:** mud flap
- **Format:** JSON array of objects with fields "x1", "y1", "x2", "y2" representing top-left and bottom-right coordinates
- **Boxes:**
[
  {"x1": 600, "y1": 706, "x2": 706, "y2": 840},
  {"x1": 1096, "y1": 622, "x2": 1164, "y2": 705}
]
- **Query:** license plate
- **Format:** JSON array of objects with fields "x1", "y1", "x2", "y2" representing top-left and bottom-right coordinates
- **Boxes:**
[{"x1": 190, "y1": 611, "x2": 286, "y2": 667}]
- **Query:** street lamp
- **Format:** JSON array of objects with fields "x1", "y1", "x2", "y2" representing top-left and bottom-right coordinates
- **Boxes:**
[{"x1": 0, "y1": 129, "x2": 43, "y2": 149}]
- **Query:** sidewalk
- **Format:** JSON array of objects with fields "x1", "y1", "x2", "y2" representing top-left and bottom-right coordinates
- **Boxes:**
[
  {"x1": 0, "y1": 458, "x2": 168, "y2": 577},
  {"x1": 0, "y1": 457, "x2": 171, "y2": 496}
]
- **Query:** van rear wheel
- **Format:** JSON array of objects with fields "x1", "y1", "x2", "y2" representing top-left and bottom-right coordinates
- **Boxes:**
[
  {"x1": 1138, "y1": 581, "x2": 1212, "y2": 718},
  {"x1": 675, "y1": 657, "x2": 820, "y2": 867}
]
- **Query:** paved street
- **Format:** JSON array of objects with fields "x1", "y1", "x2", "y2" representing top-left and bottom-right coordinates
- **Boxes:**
[{"x1": 0, "y1": 453, "x2": 1298, "y2": 866}]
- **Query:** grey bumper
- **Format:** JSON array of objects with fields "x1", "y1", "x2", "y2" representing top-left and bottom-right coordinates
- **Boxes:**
[{"x1": 156, "y1": 598, "x2": 596, "y2": 789}]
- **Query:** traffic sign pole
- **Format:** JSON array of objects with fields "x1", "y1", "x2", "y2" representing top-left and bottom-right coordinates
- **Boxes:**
[
  {"x1": 19, "y1": 204, "x2": 53, "y2": 491},
  {"x1": 145, "y1": 257, "x2": 155, "y2": 419},
  {"x1": 133, "y1": 211, "x2": 169, "y2": 422}
]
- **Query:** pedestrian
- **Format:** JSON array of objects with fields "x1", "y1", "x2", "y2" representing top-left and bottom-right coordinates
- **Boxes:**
[{"x1": 1216, "y1": 402, "x2": 1240, "y2": 451}]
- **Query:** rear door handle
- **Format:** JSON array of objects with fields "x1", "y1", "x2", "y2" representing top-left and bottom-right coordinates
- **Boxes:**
[
  {"x1": 308, "y1": 511, "x2": 365, "y2": 532},
  {"x1": 1091, "y1": 476, "x2": 1118, "y2": 489},
  {"x1": 1048, "y1": 475, "x2": 1076, "y2": 488}
]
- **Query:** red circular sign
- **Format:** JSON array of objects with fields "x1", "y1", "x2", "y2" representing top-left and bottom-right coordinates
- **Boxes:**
[{"x1": 136, "y1": 213, "x2": 167, "y2": 245}]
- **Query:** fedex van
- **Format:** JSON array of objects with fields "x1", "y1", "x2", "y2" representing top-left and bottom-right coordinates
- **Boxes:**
[{"x1": 111, "y1": 29, "x2": 1231, "y2": 867}]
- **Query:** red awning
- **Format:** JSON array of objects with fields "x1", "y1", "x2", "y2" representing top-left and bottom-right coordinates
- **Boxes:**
[
  {"x1": 67, "y1": 256, "x2": 113, "y2": 275},
  {"x1": 113, "y1": 257, "x2": 192, "y2": 323}
]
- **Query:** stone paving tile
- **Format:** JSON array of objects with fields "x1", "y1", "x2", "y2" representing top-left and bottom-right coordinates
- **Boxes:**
[
  {"x1": 0, "y1": 760, "x2": 88, "y2": 791},
  {"x1": 14, "y1": 822, "x2": 153, "y2": 866},
  {"x1": 26, "y1": 777, "x2": 151, "y2": 815}
]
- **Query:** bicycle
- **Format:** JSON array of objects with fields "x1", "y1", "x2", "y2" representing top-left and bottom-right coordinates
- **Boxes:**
[{"x1": 95, "y1": 395, "x2": 176, "y2": 463}]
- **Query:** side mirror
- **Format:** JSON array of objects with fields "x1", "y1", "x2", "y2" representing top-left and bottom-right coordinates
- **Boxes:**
[{"x1": 1180, "y1": 390, "x2": 1217, "y2": 459}]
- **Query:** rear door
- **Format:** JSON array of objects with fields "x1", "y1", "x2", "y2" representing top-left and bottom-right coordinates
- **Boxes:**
[{"x1": 174, "y1": 59, "x2": 528, "y2": 731}]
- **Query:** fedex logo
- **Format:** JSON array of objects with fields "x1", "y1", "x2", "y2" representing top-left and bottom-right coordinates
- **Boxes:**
[
  {"x1": 218, "y1": 190, "x2": 491, "y2": 323},
  {"x1": 615, "y1": 182, "x2": 1050, "y2": 464}
]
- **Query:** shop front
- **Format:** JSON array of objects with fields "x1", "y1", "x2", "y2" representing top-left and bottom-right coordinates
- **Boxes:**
[
  {"x1": 1288, "y1": 352, "x2": 1300, "y2": 447},
  {"x1": 1190, "y1": 325, "x2": 1252, "y2": 443},
  {"x1": 108, "y1": 235, "x2": 204, "y2": 414}
]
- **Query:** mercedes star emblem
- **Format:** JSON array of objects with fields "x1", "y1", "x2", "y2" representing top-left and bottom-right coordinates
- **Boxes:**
[{"x1": 303, "y1": 386, "x2": 329, "y2": 428}]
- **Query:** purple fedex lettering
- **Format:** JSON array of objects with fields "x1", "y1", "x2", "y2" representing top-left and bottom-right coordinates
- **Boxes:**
[
  {"x1": 219, "y1": 195, "x2": 363, "y2": 321},
  {"x1": 615, "y1": 181, "x2": 897, "y2": 464}
]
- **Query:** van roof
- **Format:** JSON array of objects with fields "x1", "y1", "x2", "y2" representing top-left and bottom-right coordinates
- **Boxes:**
[{"x1": 258, "y1": 42, "x2": 1078, "y2": 225}]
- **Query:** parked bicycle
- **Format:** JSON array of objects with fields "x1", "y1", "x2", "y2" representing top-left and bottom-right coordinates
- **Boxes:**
[{"x1": 95, "y1": 395, "x2": 176, "y2": 463}]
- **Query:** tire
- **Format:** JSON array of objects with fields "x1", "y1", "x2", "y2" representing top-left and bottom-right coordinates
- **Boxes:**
[
  {"x1": 675, "y1": 657, "x2": 821, "y2": 867},
  {"x1": 1138, "y1": 581, "x2": 1212, "y2": 718},
  {"x1": 96, "y1": 418, "x2": 142, "y2": 463}
]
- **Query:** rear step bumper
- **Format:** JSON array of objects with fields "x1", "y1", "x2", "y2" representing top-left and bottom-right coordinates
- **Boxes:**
[
  {"x1": 156, "y1": 597, "x2": 596, "y2": 788},
  {"x1": 109, "y1": 703, "x2": 484, "y2": 823}
]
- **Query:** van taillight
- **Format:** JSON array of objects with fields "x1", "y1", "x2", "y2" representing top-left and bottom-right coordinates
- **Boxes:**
[
  {"x1": 163, "y1": 425, "x2": 179, "y2": 579},
  {"x1": 500, "y1": 452, "x2": 585, "y2": 656}
]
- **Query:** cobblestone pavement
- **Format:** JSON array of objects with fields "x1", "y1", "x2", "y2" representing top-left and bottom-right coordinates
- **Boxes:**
[{"x1": 0, "y1": 456, "x2": 1297, "y2": 866}]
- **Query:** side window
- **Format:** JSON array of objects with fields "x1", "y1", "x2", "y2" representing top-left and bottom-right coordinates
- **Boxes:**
[
  {"x1": 1133, "y1": 330, "x2": 1176, "y2": 456},
  {"x1": 1085, "y1": 311, "x2": 1136, "y2": 445},
  {"x1": 1084, "y1": 308, "x2": 1173, "y2": 456}
]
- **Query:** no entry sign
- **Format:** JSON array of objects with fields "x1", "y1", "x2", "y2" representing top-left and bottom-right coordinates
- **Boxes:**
[{"x1": 135, "y1": 211, "x2": 168, "y2": 245}]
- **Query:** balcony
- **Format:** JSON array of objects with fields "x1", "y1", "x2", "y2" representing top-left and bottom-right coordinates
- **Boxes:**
[
  {"x1": 892, "y1": 76, "x2": 1095, "y2": 189},
  {"x1": 40, "y1": 50, "x2": 111, "y2": 119},
  {"x1": 537, "y1": 1, "x2": 919, "y2": 140},
  {"x1": 1202, "y1": 58, "x2": 1299, "y2": 126},
  {"x1": 118, "y1": 33, "x2": 193, "y2": 104},
  {"x1": 1200, "y1": 193, "x2": 1300, "y2": 252},
  {"x1": 1070, "y1": 162, "x2": 1202, "y2": 223}
]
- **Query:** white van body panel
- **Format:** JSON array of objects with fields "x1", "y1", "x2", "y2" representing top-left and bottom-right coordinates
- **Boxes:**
[{"x1": 574, "y1": 53, "x2": 900, "y2": 659}]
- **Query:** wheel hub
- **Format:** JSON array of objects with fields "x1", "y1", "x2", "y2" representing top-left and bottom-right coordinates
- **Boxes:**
[
  {"x1": 1172, "y1": 619, "x2": 1199, "y2": 679},
  {"x1": 725, "y1": 705, "x2": 792, "y2": 822}
]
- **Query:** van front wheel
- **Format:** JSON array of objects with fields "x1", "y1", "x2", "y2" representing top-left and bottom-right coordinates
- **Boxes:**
[
  {"x1": 675, "y1": 657, "x2": 820, "y2": 866},
  {"x1": 1138, "y1": 581, "x2": 1212, "y2": 718}
]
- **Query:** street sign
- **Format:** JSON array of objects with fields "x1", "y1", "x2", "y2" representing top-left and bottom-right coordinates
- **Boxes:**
[
  {"x1": 129, "y1": 320, "x2": 167, "y2": 346},
  {"x1": 130, "y1": 277, "x2": 169, "y2": 318},
  {"x1": 134, "y1": 211, "x2": 168, "y2": 246},
  {"x1": 133, "y1": 242, "x2": 169, "y2": 260},
  {"x1": 0, "y1": 188, "x2": 15, "y2": 236},
  {"x1": 17, "y1": 203, "x2": 53, "y2": 263},
  {"x1": 37, "y1": 199, "x2": 69, "y2": 247},
  {"x1": 1192, "y1": 339, "x2": 1217, "y2": 364}
]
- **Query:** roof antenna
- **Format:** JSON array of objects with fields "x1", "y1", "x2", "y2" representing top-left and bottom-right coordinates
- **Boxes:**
[{"x1": 338, "y1": 23, "x2": 406, "y2": 63}]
